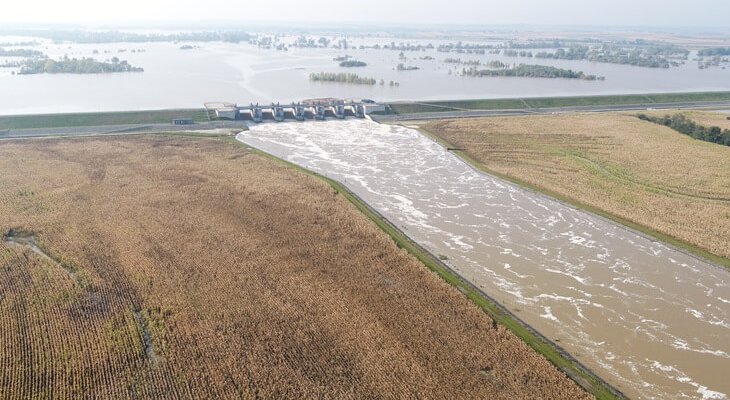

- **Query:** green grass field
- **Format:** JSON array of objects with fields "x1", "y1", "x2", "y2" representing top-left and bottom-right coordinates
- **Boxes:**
[
  {"x1": 0, "y1": 108, "x2": 209, "y2": 130},
  {"x1": 388, "y1": 91, "x2": 730, "y2": 114}
]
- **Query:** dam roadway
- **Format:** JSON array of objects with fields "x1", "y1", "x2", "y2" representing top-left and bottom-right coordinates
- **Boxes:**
[
  {"x1": 238, "y1": 119, "x2": 729, "y2": 400},
  {"x1": 373, "y1": 100, "x2": 730, "y2": 122},
  {"x1": 2, "y1": 99, "x2": 729, "y2": 139}
]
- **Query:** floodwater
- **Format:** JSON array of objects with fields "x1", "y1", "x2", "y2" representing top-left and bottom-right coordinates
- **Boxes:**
[
  {"x1": 237, "y1": 119, "x2": 730, "y2": 400},
  {"x1": 1, "y1": 35, "x2": 730, "y2": 115}
]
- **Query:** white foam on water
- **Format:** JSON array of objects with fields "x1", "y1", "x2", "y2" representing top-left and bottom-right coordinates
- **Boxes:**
[
  {"x1": 541, "y1": 306, "x2": 559, "y2": 322},
  {"x1": 648, "y1": 360, "x2": 728, "y2": 400},
  {"x1": 237, "y1": 120, "x2": 730, "y2": 399},
  {"x1": 672, "y1": 339, "x2": 730, "y2": 359}
]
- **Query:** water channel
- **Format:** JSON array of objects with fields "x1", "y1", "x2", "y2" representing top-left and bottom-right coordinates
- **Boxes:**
[{"x1": 238, "y1": 119, "x2": 729, "y2": 400}]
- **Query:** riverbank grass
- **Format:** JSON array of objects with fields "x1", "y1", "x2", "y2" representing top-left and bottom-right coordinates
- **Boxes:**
[
  {"x1": 421, "y1": 112, "x2": 730, "y2": 267},
  {"x1": 0, "y1": 108, "x2": 209, "y2": 130}
]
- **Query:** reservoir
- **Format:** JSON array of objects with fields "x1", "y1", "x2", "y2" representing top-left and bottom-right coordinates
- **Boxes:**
[
  {"x1": 238, "y1": 119, "x2": 730, "y2": 400},
  {"x1": 1, "y1": 37, "x2": 729, "y2": 115}
]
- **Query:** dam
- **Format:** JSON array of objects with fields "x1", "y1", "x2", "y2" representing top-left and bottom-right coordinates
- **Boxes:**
[{"x1": 205, "y1": 98, "x2": 385, "y2": 122}]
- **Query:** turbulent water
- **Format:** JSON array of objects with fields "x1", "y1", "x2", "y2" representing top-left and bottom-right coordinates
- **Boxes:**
[{"x1": 238, "y1": 119, "x2": 730, "y2": 400}]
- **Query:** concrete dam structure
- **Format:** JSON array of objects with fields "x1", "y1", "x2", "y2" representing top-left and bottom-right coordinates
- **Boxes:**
[{"x1": 205, "y1": 99, "x2": 384, "y2": 123}]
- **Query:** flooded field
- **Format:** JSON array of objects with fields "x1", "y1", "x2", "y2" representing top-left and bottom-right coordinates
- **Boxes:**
[
  {"x1": 238, "y1": 119, "x2": 730, "y2": 400},
  {"x1": 1, "y1": 36, "x2": 729, "y2": 115}
]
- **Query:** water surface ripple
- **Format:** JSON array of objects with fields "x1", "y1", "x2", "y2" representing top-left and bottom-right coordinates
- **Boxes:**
[{"x1": 238, "y1": 119, "x2": 729, "y2": 400}]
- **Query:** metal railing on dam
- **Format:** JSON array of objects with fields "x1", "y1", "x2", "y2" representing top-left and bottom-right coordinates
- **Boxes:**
[{"x1": 205, "y1": 99, "x2": 381, "y2": 123}]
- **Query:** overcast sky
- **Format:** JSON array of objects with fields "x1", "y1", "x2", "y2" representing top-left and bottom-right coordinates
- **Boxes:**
[{"x1": 2, "y1": 0, "x2": 729, "y2": 28}]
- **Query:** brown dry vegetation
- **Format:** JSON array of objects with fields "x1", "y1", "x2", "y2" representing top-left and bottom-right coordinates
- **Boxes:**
[
  {"x1": 424, "y1": 112, "x2": 730, "y2": 260},
  {"x1": 0, "y1": 135, "x2": 590, "y2": 399}
]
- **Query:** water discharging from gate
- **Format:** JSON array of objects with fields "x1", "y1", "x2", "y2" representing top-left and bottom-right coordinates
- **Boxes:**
[{"x1": 238, "y1": 119, "x2": 729, "y2": 400}]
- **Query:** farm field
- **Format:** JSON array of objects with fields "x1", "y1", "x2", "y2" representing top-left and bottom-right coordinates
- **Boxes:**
[
  {"x1": 422, "y1": 112, "x2": 730, "y2": 264},
  {"x1": 0, "y1": 135, "x2": 591, "y2": 399}
]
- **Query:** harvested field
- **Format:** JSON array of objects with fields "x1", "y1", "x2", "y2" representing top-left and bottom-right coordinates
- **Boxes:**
[
  {"x1": 0, "y1": 135, "x2": 590, "y2": 399},
  {"x1": 424, "y1": 113, "x2": 730, "y2": 261}
]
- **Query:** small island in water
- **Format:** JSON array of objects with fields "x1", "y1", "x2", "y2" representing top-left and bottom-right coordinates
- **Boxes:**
[
  {"x1": 309, "y1": 72, "x2": 376, "y2": 85},
  {"x1": 17, "y1": 56, "x2": 144, "y2": 75},
  {"x1": 462, "y1": 64, "x2": 604, "y2": 80}
]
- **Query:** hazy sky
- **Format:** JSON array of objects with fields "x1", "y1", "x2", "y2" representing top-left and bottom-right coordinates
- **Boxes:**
[{"x1": 2, "y1": 0, "x2": 729, "y2": 28}]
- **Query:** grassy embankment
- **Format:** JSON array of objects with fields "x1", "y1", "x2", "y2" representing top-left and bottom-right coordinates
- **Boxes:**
[
  {"x1": 0, "y1": 108, "x2": 209, "y2": 130},
  {"x1": 389, "y1": 91, "x2": 730, "y2": 114},
  {"x1": 232, "y1": 137, "x2": 623, "y2": 400},
  {"x1": 421, "y1": 112, "x2": 730, "y2": 268},
  {"x1": 2, "y1": 92, "x2": 728, "y2": 127}
]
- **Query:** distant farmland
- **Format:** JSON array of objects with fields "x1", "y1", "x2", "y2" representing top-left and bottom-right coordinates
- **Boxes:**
[
  {"x1": 0, "y1": 135, "x2": 590, "y2": 399},
  {"x1": 424, "y1": 112, "x2": 730, "y2": 264}
]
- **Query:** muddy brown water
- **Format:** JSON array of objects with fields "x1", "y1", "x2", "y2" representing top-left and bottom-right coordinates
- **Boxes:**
[{"x1": 238, "y1": 120, "x2": 729, "y2": 400}]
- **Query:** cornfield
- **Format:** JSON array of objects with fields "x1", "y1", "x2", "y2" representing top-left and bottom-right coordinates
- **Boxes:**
[{"x1": 0, "y1": 135, "x2": 590, "y2": 399}]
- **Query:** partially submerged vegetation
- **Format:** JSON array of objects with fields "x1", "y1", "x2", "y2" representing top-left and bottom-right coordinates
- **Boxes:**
[
  {"x1": 395, "y1": 63, "x2": 419, "y2": 71},
  {"x1": 534, "y1": 44, "x2": 688, "y2": 68},
  {"x1": 0, "y1": 135, "x2": 592, "y2": 398},
  {"x1": 338, "y1": 60, "x2": 367, "y2": 67},
  {"x1": 461, "y1": 64, "x2": 603, "y2": 80},
  {"x1": 424, "y1": 112, "x2": 730, "y2": 264},
  {"x1": 0, "y1": 47, "x2": 45, "y2": 57},
  {"x1": 503, "y1": 49, "x2": 533, "y2": 57},
  {"x1": 333, "y1": 55, "x2": 367, "y2": 67},
  {"x1": 698, "y1": 47, "x2": 730, "y2": 56},
  {"x1": 18, "y1": 56, "x2": 144, "y2": 74},
  {"x1": 309, "y1": 72, "x2": 377, "y2": 85},
  {"x1": 433, "y1": 39, "x2": 689, "y2": 68},
  {"x1": 430, "y1": 39, "x2": 684, "y2": 68},
  {"x1": 443, "y1": 58, "x2": 482, "y2": 65}
]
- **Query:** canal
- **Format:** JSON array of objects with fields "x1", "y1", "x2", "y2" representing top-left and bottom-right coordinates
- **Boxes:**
[{"x1": 238, "y1": 119, "x2": 729, "y2": 400}]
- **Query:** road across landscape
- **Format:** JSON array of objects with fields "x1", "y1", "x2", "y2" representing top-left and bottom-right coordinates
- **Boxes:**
[
  {"x1": 2, "y1": 98, "x2": 730, "y2": 139},
  {"x1": 374, "y1": 100, "x2": 730, "y2": 122},
  {"x1": 0, "y1": 121, "x2": 247, "y2": 139}
]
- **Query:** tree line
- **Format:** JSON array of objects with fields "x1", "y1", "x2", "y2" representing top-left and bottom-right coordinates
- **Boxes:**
[
  {"x1": 0, "y1": 29, "x2": 251, "y2": 44},
  {"x1": 698, "y1": 47, "x2": 730, "y2": 57},
  {"x1": 18, "y1": 56, "x2": 144, "y2": 75},
  {"x1": 339, "y1": 60, "x2": 367, "y2": 67},
  {"x1": 535, "y1": 44, "x2": 688, "y2": 68},
  {"x1": 0, "y1": 48, "x2": 45, "y2": 57},
  {"x1": 638, "y1": 113, "x2": 730, "y2": 146},
  {"x1": 309, "y1": 72, "x2": 376, "y2": 85},
  {"x1": 462, "y1": 64, "x2": 603, "y2": 80}
]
